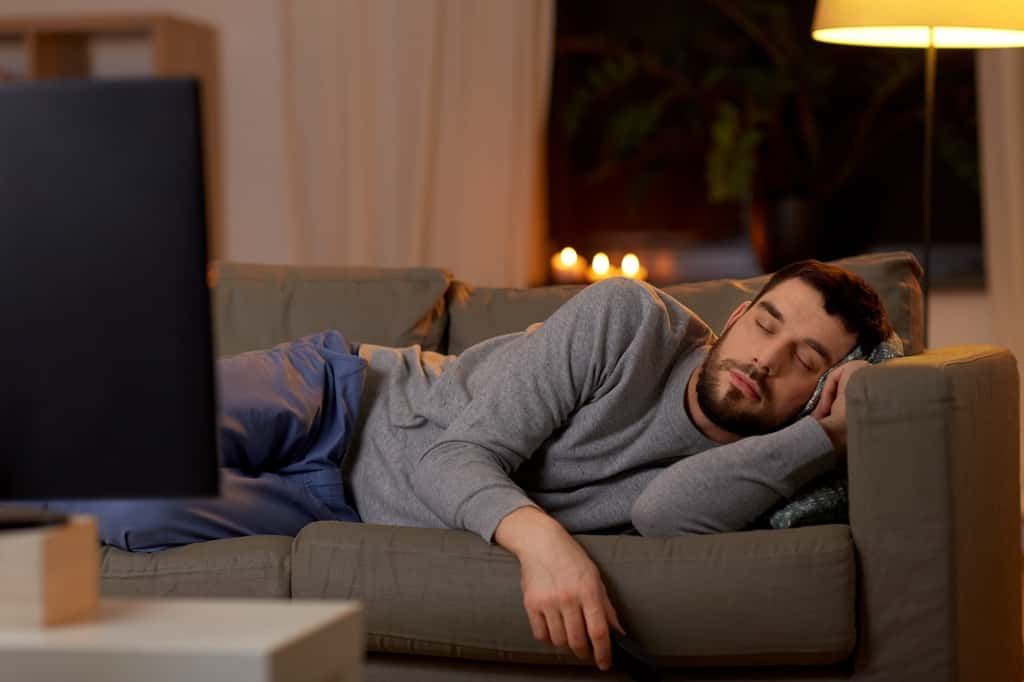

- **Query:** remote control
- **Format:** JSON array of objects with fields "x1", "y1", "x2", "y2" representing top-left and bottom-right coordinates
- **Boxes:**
[{"x1": 610, "y1": 631, "x2": 660, "y2": 681}]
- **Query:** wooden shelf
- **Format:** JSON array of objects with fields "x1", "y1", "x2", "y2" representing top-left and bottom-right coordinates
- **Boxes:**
[{"x1": 0, "y1": 14, "x2": 222, "y2": 259}]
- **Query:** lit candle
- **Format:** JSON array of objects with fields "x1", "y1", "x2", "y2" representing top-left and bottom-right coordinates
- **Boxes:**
[
  {"x1": 620, "y1": 253, "x2": 648, "y2": 281},
  {"x1": 550, "y1": 246, "x2": 586, "y2": 284},
  {"x1": 586, "y1": 252, "x2": 622, "y2": 282}
]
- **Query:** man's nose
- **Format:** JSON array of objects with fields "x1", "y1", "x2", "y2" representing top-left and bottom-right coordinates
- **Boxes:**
[{"x1": 753, "y1": 339, "x2": 788, "y2": 376}]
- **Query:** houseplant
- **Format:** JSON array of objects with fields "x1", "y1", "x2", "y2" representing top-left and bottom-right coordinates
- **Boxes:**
[{"x1": 555, "y1": 0, "x2": 935, "y2": 270}]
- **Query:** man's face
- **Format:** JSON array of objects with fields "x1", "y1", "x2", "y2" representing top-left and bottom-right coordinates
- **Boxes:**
[{"x1": 696, "y1": 278, "x2": 858, "y2": 436}]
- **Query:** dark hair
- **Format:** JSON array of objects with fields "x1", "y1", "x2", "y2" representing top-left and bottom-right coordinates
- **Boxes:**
[{"x1": 752, "y1": 260, "x2": 894, "y2": 356}]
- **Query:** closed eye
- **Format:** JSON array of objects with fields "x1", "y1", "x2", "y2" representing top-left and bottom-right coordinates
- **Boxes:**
[{"x1": 756, "y1": 320, "x2": 773, "y2": 334}]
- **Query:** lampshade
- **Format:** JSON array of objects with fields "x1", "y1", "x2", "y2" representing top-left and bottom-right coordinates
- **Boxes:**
[{"x1": 812, "y1": 0, "x2": 1024, "y2": 48}]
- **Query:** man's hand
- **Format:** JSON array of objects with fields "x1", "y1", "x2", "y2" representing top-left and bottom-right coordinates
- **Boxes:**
[
  {"x1": 811, "y1": 359, "x2": 870, "y2": 453},
  {"x1": 494, "y1": 506, "x2": 624, "y2": 671}
]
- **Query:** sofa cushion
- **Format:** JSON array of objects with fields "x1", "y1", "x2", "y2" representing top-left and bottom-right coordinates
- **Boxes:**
[
  {"x1": 446, "y1": 251, "x2": 923, "y2": 355},
  {"x1": 211, "y1": 263, "x2": 451, "y2": 356},
  {"x1": 100, "y1": 535, "x2": 293, "y2": 598},
  {"x1": 291, "y1": 522, "x2": 855, "y2": 667},
  {"x1": 445, "y1": 282, "x2": 583, "y2": 355}
]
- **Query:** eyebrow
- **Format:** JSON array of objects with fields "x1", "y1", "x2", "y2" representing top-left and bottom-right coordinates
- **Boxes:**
[{"x1": 756, "y1": 301, "x2": 833, "y2": 365}]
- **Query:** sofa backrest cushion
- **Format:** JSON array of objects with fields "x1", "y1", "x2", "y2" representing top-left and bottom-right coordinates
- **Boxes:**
[
  {"x1": 444, "y1": 282, "x2": 583, "y2": 356},
  {"x1": 447, "y1": 251, "x2": 924, "y2": 356},
  {"x1": 211, "y1": 263, "x2": 450, "y2": 356}
]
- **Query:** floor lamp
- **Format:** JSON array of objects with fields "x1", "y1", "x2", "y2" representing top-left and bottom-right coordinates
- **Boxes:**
[{"x1": 810, "y1": 1, "x2": 1024, "y2": 345}]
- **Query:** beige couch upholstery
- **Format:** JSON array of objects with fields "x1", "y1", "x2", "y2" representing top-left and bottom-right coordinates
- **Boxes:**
[{"x1": 100, "y1": 252, "x2": 1022, "y2": 681}]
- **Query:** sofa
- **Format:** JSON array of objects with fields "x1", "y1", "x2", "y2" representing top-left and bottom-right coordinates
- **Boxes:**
[{"x1": 99, "y1": 251, "x2": 1022, "y2": 682}]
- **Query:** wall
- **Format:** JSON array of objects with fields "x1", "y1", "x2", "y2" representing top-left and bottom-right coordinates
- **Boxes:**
[
  {"x1": 0, "y1": 0, "x2": 293, "y2": 263},
  {"x1": 978, "y1": 49, "x2": 1024, "y2": 515},
  {"x1": 929, "y1": 288, "x2": 993, "y2": 348}
]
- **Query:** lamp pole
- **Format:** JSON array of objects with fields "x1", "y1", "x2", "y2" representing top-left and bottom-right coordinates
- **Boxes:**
[{"x1": 922, "y1": 28, "x2": 936, "y2": 346}]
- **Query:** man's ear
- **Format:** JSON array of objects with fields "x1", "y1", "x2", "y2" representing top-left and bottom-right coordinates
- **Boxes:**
[{"x1": 723, "y1": 300, "x2": 752, "y2": 333}]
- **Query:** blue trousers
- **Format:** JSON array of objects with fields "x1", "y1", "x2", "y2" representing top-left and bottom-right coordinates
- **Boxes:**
[{"x1": 36, "y1": 330, "x2": 366, "y2": 552}]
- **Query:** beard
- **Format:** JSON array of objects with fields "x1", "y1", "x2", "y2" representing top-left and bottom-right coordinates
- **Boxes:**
[{"x1": 695, "y1": 334, "x2": 800, "y2": 437}]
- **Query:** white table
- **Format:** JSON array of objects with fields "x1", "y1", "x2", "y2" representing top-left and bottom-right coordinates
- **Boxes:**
[{"x1": 0, "y1": 597, "x2": 363, "y2": 682}]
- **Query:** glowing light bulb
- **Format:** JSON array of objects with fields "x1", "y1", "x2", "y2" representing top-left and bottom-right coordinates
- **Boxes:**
[
  {"x1": 592, "y1": 252, "x2": 610, "y2": 276},
  {"x1": 621, "y1": 254, "x2": 640, "y2": 278},
  {"x1": 559, "y1": 247, "x2": 578, "y2": 267}
]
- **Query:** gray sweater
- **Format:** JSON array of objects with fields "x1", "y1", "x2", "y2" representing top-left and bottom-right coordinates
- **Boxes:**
[{"x1": 345, "y1": 277, "x2": 836, "y2": 542}]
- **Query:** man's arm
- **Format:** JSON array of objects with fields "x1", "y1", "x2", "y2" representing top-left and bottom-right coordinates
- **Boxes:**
[
  {"x1": 632, "y1": 361, "x2": 868, "y2": 537},
  {"x1": 408, "y1": 278, "x2": 705, "y2": 540},
  {"x1": 408, "y1": 278, "x2": 706, "y2": 668},
  {"x1": 631, "y1": 416, "x2": 836, "y2": 536},
  {"x1": 495, "y1": 507, "x2": 624, "y2": 671}
]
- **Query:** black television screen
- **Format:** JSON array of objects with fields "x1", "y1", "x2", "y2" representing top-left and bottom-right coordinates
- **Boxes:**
[{"x1": 0, "y1": 78, "x2": 219, "y2": 500}]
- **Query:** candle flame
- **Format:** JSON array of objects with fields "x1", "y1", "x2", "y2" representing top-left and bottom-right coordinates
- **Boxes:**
[
  {"x1": 622, "y1": 254, "x2": 640, "y2": 277},
  {"x1": 592, "y1": 252, "x2": 610, "y2": 276},
  {"x1": 559, "y1": 247, "x2": 578, "y2": 267}
]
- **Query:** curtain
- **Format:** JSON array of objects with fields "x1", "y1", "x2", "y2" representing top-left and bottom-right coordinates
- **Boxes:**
[
  {"x1": 977, "y1": 49, "x2": 1024, "y2": 513},
  {"x1": 281, "y1": 0, "x2": 554, "y2": 287}
]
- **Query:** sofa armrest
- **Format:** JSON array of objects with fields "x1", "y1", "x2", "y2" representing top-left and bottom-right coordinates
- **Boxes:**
[{"x1": 845, "y1": 345, "x2": 1021, "y2": 682}]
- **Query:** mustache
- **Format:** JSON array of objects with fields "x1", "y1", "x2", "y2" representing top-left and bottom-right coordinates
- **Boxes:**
[{"x1": 714, "y1": 358, "x2": 767, "y2": 393}]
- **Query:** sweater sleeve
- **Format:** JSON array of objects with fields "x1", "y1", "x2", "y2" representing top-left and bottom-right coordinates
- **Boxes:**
[
  {"x1": 409, "y1": 278, "x2": 699, "y2": 542},
  {"x1": 630, "y1": 416, "x2": 837, "y2": 537}
]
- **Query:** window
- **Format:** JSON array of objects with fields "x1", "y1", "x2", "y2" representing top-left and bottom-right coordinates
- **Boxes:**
[{"x1": 547, "y1": 0, "x2": 982, "y2": 286}]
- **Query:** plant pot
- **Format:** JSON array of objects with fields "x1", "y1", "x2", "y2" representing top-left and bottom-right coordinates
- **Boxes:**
[{"x1": 751, "y1": 197, "x2": 819, "y2": 273}]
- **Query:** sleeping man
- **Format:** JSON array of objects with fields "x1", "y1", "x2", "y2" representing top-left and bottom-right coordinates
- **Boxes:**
[{"x1": 38, "y1": 259, "x2": 893, "y2": 672}]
